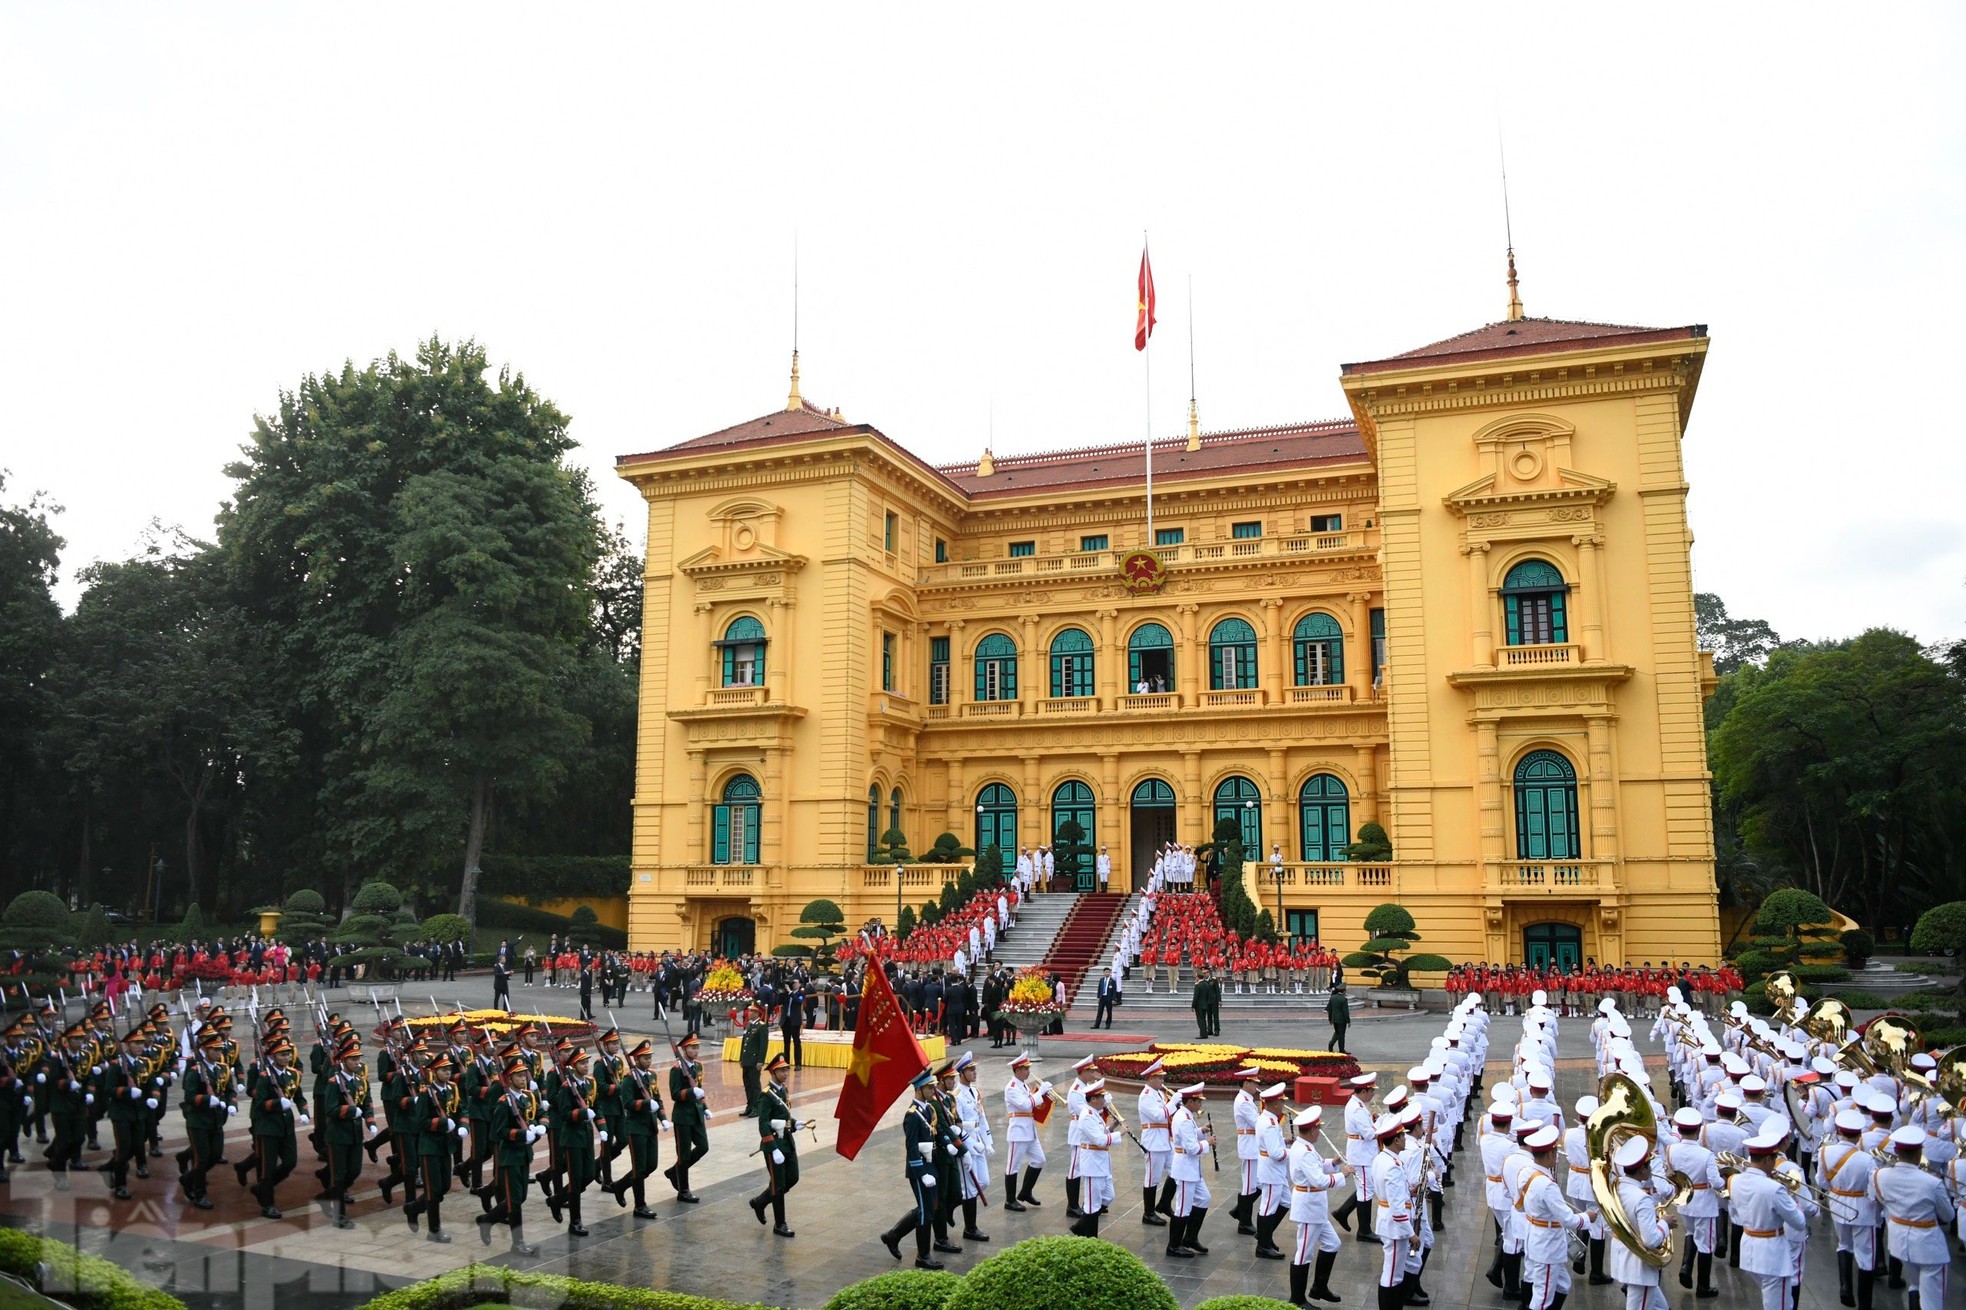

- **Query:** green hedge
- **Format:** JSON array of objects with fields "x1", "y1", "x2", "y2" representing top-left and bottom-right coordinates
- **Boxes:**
[
  {"x1": 0, "y1": 1227, "x2": 186, "y2": 1310},
  {"x1": 1923, "y1": 1026, "x2": 1966, "y2": 1048},
  {"x1": 823, "y1": 1269, "x2": 964, "y2": 1310},
  {"x1": 475, "y1": 898, "x2": 627, "y2": 950},
  {"x1": 478, "y1": 855, "x2": 630, "y2": 903},
  {"x1": 350, "y1": 1265, "x2": 766, "y2": 1310},
  {"x1": 944, "y1": 1237, "x2": 1176, "y2": 1310},
  {"x1": 1825, "y1": 991, "x2": 1895, "y2": 1009},
  {"x1": 1194, "y1": 1299, "x2": 1300, "y2": 1310},
  {"x1": 1791, "y1": 964, "x2": 1851, "y2": 984}
]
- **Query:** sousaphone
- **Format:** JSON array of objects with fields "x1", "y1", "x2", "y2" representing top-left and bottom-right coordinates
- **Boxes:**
[{"x1": 1587, "y1": 1071, "x2": 1692, "y2": 1268}]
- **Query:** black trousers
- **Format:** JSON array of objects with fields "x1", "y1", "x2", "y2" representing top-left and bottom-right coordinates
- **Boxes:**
[{"x1": 254, "y1": 1130, "x2": 296, "y2": 1208}]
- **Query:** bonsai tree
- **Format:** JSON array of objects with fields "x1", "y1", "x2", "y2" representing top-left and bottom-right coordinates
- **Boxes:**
[
  {"x1": 1356, "y1": 902, "x2": 1421, "y2": 988},
  {"x1": 333, "y1": 879, "x2": 415, "y2": 979},
  {"x1": 176, "y1": 902, "x2": 208, "y2": 944},
  {"x1": 0, "y1": 891, "x2": 74, "y2": 1004},
  {"x1": 1344, "y1": 821, "x2": 1392, "y2": 863},
  {"x1": 1749, "y1": 888, "x2": 1838, "y2": 976},
  {"x1": 790, "y1": 898, "x2": 847, "y2": 972},
  {"x1": 920, "y1": 832, "x2": 975, "y2": 865},
  {"x1": 276, "y1": 889, "x2": 333, "y2": 942},
  {"x1": 420, "y1": 913, "x2": 473, "y2": 952},
  {"x1": 1840, "y1": 928, "x2": 1875, "y2": 968},
  {"x1": 896, "y1": 904, "x2": 918, "y2": 940},
  {"x1": 73, "y1": 906, "x2": 113, "y2": 951},
  {"x1": 566, "y1": 904, "x2": 605, "y2": 948},
  {"x1": 1052, "y1": 818, "x2": 1093, "y2": 887},
  {"x1": 870, "y1": 827, "x2": 914, "y2": 866}
]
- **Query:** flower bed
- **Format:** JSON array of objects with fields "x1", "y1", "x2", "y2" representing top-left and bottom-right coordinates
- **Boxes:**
[{"x1": 1093, "y1": 1042, "x2": 1359, "y2": 1087}]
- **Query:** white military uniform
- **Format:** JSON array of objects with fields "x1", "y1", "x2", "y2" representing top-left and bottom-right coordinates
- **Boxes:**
[
  {"x1": 1256, "y1": 1105, "x2": 1290, "y2": 1217},
  {"x1": 1344, "y1": 1092, "x2": 1377, "y2": 1205},
  {"x1": 1817, "y1": 1134, "x2": 1881, "y2": 1272},
  {"x1": 1234, "y1": 1086, "x2": 1261, "y2": 1200},
  {"x1": 1666, "y1": 1133, "x2": 1724, "y2": 1255},
  {"x1": 1169, "y1": 1102, "x2": 1210, "y2": 1216},
  {"x1": 1562, "y1": 1122, "x2": 1604, "y2": 1241},
  {"x1": 1288, "y1": 1136, "x2": 1345, "y2": 1261},
  {"x1": 1872, "y1": 1159, "x2": 1956, "y2": 1310},
  {"x1": 1519, "y1": 1161, "x2": 1587, "y2": 1310},
  {"x1": 1609, "y1": 1173, "x2": 1670, "y2": 1310},
  {"x1": 1002, "y1": 1074, "x2": 1047, "y2": 1177},
  {"x1": 1137, "y1": 1083, "x2": 1173, "y2": 1189},
  {"x1": 1732, "y1": 1167, "x2": 1808, "y2": 1310},
  {"x1": 1370, "y1": 1144, "x2": 1414, "y2": 1289},
  {"x1": 1068, "y1": 1102, "x2": 1120, "y2": 1213},
  {"x1": 1064, "y1": 1076, "x2": 1089, "y2": 1184},
  {"x1": 955, "y1": 1080, "x2": 993, "y2": 1201}
]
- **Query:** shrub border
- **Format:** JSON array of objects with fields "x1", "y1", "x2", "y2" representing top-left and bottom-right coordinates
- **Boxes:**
[{"x1": 0, "y1": 1227, "x2": 187, "y2": 1310}]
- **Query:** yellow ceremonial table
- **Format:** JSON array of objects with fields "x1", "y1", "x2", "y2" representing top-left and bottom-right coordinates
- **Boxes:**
[{"x1": 720, "y1": 1028, "x2": 947, "y2": 1069}]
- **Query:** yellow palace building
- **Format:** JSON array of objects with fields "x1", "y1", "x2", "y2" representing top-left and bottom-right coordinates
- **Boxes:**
[{"x1": 616, "y1": 287, "x2": 1724, "y2": 970}]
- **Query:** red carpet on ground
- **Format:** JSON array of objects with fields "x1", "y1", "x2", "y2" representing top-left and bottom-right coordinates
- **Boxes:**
[{"x1": 1036, "y1": 892, "x2": 1128, "y2": 1002}]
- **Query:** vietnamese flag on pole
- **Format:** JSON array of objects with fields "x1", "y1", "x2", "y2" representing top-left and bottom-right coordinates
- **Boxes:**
[
  {"x1": 1135, "y1": 242, "x2": 1157, "y2": 351},
  {"x1": 833, "y1": 960, "x2": 931, "y2": 1160}
]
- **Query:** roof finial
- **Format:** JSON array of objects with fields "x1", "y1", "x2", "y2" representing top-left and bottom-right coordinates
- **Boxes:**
[
  {"x1": 1500, "y1": 133, "x2": 1523, "y2": 322},
  {"x1": 785, "y1": 349, "x2": 802, "y2": 411},
  {"x1": 785, "y1": 234, "x2": 803, "y2": 410},
  {"x1": 1186, "y1": 275, "x2": 1201, "y2": 451}
]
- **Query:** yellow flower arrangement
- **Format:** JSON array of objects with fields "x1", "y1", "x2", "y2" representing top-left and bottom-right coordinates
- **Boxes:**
[
  {"x1": 697, "y1": 963, "x2": 753, "y2": 1004},
  {"x1": 1000, "y1": 968, "x2": 1065, "y2": 1014},
  {"x1": 403, "y1": 1010, "x2": 589, "y2": 1037}
]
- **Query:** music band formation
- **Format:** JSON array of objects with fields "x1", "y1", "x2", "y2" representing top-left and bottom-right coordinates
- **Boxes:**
[{"x1": 3, "y1": 978, "x2": 1962, "y2": 1310}]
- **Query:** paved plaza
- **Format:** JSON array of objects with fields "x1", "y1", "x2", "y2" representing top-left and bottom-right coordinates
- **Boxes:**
[{"x1": 4, "y1": 977, "x2": 1959, "y2": 1309}]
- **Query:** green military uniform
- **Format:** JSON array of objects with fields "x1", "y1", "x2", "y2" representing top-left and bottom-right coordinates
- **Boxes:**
[
  {"x1": 320, "y1": 1046, "x2": 372, "y2": 1227},
  {"x1": 931, "y1": 1075, "x2": 963, "y2": 1234},
  {"x1": 0, "y1": 1024, "x2": 39, "y2": 1178},
  {"x1": 43, "y1": 1035, "x2": 91, "y2": 1182},
  {"x1": 532, "y1": 1041, "x2": 566, "y2": 1201},
  {"x1": 377, "y1": 1054, "x2": 420, "y2": 1207},
  {"x1": 748, "y1": 1054, "x2": 798, "y2": 1236},
  {"x1": 177, "y1": 1037, "x2": 235, "y2": 1207},
  {"x1": 404, "y1": 1063, "x2": 462, "y2": 1242},
  {"x1": 738, "y1": 1014, "x2": 769, "y2": 1117},
  {"x1": 546, "y1": 1053, "x2": 599, "y2": 1235},
  {"x1": 245, "y1": 1046, "x2": 302, "y2": 1218},
  {"x1": 460, "y1": 1045, "x2": 498, "y2": 1188},
  {"x1": 880, "y1": 1077, "x2": 947, "y2": 1268},
  {"x1": 100, "y1": 1040, "x2": 151, "y2": 1197},
  {"x1": 591, "y1": 1037, "x2": 628, "y2": 1185},
  {"x1": 667, "y1": 1041, "x2": 710, "y2": 1200},
  {"x1": 605, "y1": 1046, "x2": 666, "y2": 1216},
  {"x1": 477, "y1": 1069, "x2": 542, "y2": 1256}
]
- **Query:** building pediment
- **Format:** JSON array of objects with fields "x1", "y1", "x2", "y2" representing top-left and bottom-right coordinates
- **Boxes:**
[
  {"x1": 1444, "y1": 467, "x2": 1615, "y2": 516},
  {"x1": 676, "y1": 543, "x2": 808, "y2": 578}
]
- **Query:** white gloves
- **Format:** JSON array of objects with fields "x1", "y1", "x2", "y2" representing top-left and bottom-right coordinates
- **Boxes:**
[
  {"x1": 918, "y1": 1142, "x2": 936, "y2": 1159},
  {"x1": 922, "y1": 1173, "x2": 936, "y2": 1187},
  {"x1": 279, "y1": 1097, "x2": 294, "y2": 1112},
  {"x1": 298, "y1": 1114, "x2": 311, "y2": 1126},
  {"x1": 946, "y1": 1143, "x2": 960, "y2": 1156},
  {"x1": 771, "y1": 1149, "x2": 785, "y2": 1165},
  {"x1": 771, "y1": 1119, "x2": 787, "y2": 1132},
  {"x1": 153, "y1": 1076, "x2": 164, "y2": 1087},
  {"x1": 457, "y1": 1125, "x2": 469, "y2": 1139},
  {"x1": 584, "y1": 1108, "x2": 595, "y2": 1121},
  {"x1": 1039, "y1": 1082, "x2": 1052, "y2": 1095},
  {"x1": 91, "y1": 1065, "x2": 102, "y2": 1076},
  {"x1": 598, "y1": 1131, "x2": 609, "y2": 1143},
  {"x1": 145, "y1": 1097, "x2": 158, "y2": 1110},
  {"x1": 35, "y1": 1072, "x2": 45, "y2": 1084},
  {"x1": 84, "y1": 1093, "x2": 94, "y2": 1105},
  {"x1": 227, "y1": 1105, "x2": 237, "y2": 1117}
]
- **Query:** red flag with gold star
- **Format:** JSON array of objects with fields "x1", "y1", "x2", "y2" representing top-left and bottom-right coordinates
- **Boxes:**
[
  {"x1": 1135, "y1": 243, "x2": 1156, "y2": 351},
  {"x1": 833, "y1": 960, "x2": 931, "y2": 1160}
]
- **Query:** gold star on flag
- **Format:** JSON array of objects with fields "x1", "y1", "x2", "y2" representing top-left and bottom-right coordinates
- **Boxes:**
[{"x1": 848, "y1": 1045, "x2": 888, "y2": 1086}]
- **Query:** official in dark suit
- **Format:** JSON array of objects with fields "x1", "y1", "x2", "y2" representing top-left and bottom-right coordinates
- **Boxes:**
[
  {"x1": 1093, "y1": 973, "x2": 1121, "y2": 1029},
  {"x1": 779, "y1": 988, "x2": 804, "y2": 1069}
]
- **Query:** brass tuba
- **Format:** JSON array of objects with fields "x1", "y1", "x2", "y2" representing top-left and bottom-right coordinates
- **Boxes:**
[
  {"x1": 1928, "y1": 1044, "x2": 1966, "y2": 1121},
  {"x1": 1763, "y1": 971, "x2": 1808, "y2": 1027},
  {"x1": 1588, "y1": 1072, "x2": 1690, "y2": 1269}
]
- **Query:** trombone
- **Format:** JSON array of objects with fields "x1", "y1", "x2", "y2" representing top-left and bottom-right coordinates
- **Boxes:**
[{"x1": 1716, "y1": 1151, "x2": 1859, "y2": 1222}]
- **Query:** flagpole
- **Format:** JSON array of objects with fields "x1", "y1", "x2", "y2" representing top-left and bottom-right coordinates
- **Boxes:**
[{"x1": 1143, "y1": 233, "x2": 1154, "y2": 545}]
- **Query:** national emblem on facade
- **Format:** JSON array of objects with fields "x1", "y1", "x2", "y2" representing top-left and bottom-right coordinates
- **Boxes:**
[{"x1": 1119, "y1": 549, "x2": 1168, "y2": 594}]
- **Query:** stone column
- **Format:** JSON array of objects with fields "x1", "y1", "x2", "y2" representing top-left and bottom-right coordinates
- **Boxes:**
[
  {"x1": 1354, "y1": 743, "x2": 1379, "y2": 826},
  {"x1": 1260, "y1": 597, "x2": 1285, "y2": 704},
  {"x1": 694, "y1": 601, "x2": 716, "y2": 700},
  {"x1": 761, "y1": 745, "x2": 787, "y2": 873},
  {"x1": 1020, "y1": 613, "x2": 1041, "y2": 713},
  {"x1": 1022, "y1": 754, "x2": 1042, "y2": 853},
  {"x1": 1585, "y1": 713, "x2": 1621, "y2": 864},
  {"x1": 946, "y1": 755, "x2": 966, "y2": 844},
  {"x1": 1266, "y1": 747, "x2": 1288, "y2": 861},
  {"x1": 685, "y1": 746, "x2": 708, "y2": 863},
  {"x1": 1464, "y1": 543, "x2": 1494, "y2": 668},
  {"x1": 1176, "y1": 604, "x2": 1201, "y2": 707},
  {"x1": 1347, "y1": 591, "x2": 1375, "y2": 701},
  {"x1": 949, "y1": 619, "x2": 968, "y2": 710},
  {"x1": 766, "y1": 596, "x2": 793, "y2": 703},
  {"x1": 1574, "y1": 532, "x2": 1607, "y2": 662},
  {"x1": 1476, "y1": 719, "x2": 1505, "y2": 864},
  {"x1": 1097, "y1": 608, "x2": 1119, "y2": 709},
  {"x1": 1100, "y1": 752, "x2": 1120, "y2": 872},
  {"x1": 1181, "y1": 750, "x2": 1203, "y2": 844}
]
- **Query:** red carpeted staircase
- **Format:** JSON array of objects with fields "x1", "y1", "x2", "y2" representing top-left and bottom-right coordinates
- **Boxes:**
[{"x1": 1037, "y1": 893, "x2": 1129, "y2": 1006}]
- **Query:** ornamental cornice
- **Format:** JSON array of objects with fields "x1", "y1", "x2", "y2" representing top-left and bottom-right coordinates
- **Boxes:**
[
  {"x1": 1443, "y1": 468, "x2": 1615, "y2": 517},
  {"x1": 1346, "y1": 358, "x2": 1696, "y2": 422},
  {"x1": 1446, "y1": 664, "x2": 1634, "y2": 711},
  {"x1": 676, "y1": 544, "x2": 808, "y2": 579},
  {"x1": 914, "y1": 560, "x2": 1382, "y2": 606},
  {"x1": 917, "y1": 701, "x2": 1389, "y2": 748}
]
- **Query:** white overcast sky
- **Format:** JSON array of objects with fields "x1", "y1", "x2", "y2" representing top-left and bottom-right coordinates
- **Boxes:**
[{"x1": 3, "y1": 5, "x2": 1962, "y2": 646}]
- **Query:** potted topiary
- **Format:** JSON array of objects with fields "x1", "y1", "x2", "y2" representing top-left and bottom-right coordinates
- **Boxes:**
[
  {"x1": 945, "y1": 1235, "x2": 1178, "y2": 1310},
  {"x1": 1841, "y1": 928, "x2": 1874, "y2": 970}
]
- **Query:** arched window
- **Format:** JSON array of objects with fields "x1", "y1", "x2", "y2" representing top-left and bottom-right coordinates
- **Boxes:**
[
  {"x1": 1513, "y1": 751, "x2": 1580, "y2": 860},
  {"x1": 1292, "y1": 613, "x2": 1344, "y2": 686},
  {"x1": 1208, "y1": 617, "x2": 1258, "y2": 690},
  {"x1": 866, "y1": 785, "x2": 882, "y2": 862},
  {"x1": 1127, "y1": 622, "x2": 1174, "y2": 693},
  {"x1": 975, "y1": 783, "x2": 1017, "y2": 860},
  {"x1": 889, "y1": 787, "x2": 903, "y2": 841},
  {"x1": 719, "y1": 615, "x2": 767, "y2": 687},
  {"x1": 1130, "y1": 778, "x2": 1175, "y2": 807},
  {"x1": 1502, "y1": 559, "x2": 1570, "y2": 647},
  {"x1": 974, "y1": 632, "x2": 1018, "y2": 701},
  {"x1": 713, "y1": 774, "x2": 761, "y2": 864},
  {"x1": 1298, "y1": 774, "x2": 1350, "y2": 862},
  {"x1": 1048, "y1": 627, "x2": 1095, "y2": 698},
  {"x1": 1213, "y1": 775, "x2": 1262, "y2": 852},
  {"x1": 1051, "y1": 780, "x2": 1096, "y2": 889}
]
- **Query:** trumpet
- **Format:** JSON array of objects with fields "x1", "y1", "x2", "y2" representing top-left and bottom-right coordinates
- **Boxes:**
[{"x1": 1717, "y1": 1151, "x2": 1859, "y2": 1222}]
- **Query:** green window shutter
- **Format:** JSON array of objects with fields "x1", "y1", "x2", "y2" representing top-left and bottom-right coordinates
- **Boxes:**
[
  {"x1": 722, "y1": 645, "x2": 735, "y2": 685},
  {"x1": 712, "y1": 805, "x2": 731, "y2": 863},
  {"x1": 744, "y1": 807, "x2": 760, "y2": 863},
  {"x1": 1550, "y1": 591, "x2": 1568, "y2": 644},
  {"x1": 1504, "y1": 595, "x2": 1522, "y2": 647}
]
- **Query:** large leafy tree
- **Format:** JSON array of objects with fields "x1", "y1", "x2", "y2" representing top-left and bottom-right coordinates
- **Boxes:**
[
  {"x1": 219, "y1": 338, "x2": 602, "y2": 923},
  {"x1": 1695, "y1": 593, "x2": 1784, "y2": 678},
  {"x1": 1711, "y1": 629, "x2": 1966, "y2": 930},
  {"x1": 0, "y1": 474, "x2": 64, "y2": 891}
]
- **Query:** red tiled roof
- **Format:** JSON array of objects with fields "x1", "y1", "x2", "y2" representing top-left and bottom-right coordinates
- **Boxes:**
[
  {"x1": 942, "y1": 420, "x2": 1369, "y2": 500},
  {"x1": 618, "y1": 401, "x2": 851, "y2": 462},
  {"x1": 1344, "y1": 318, "x2": 1706, "y2": 374}
]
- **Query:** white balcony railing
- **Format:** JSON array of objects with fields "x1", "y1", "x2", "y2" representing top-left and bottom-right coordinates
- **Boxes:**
[
  {"x1": 917, "y1": 531, "x2": 1370, "y2": 587},
  {"x1": 707, "y1": 686, "x2": 765, "y2": 708},
  {"x1": 1038, "y1": 696, "x2": 1095, "y2": 715},
  {"x1": 1490, "y1": 859, "x2": 1612, "y2": 890},
  {"x1": 1119, "y1": 693, "x2": 1177, "y2": 712},
  {"x1": 1500, "y1": 643, "x2": 1578, "y2": 669},
  {"x1": 1285, "y1": 684, "x2": 1353, "y2": 705},
  {"x1": 1200, "y1": 688, "x2": 1264, "y2": 709}
]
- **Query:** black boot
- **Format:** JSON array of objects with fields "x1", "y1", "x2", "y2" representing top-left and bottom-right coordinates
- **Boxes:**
[
  {"x1": 1070, "y1": 1207, "x2": 1099, "y2": 1238},
  {"x1": 1156, "y1": 1177, "x2": 1176, "y2": 1217},
  {"x1": 1889, "y1": 1256, "x2": 1906, "y2": 1291},
  {"x1": 1235, "y1": 1191, "x2": 1259, "y2": 1234},
  {"x1": 1405, "y1": 1272, "x2": 1430, "y2": 1307},
  {"x1": 1588, "y1": 1237, "x2": 1614, "y2": 1285},
  {"x1": 1697, "y1": 1251, "x2": 1720, "y2": 1298},
  {"x1": 1857, "y1": 1268, "x2": 1875, "y2": 1310},
  {"x1": 1166, "y1": 1213, "x2": 1194, "y2": 1257},
  {"x1": 1003, "y1": 1176, "x2": 1026, "y2": 1212},
  {"x1": 1357, "y1": 1206, "x2": 1381, "y2": 1244},
  {"x1": 1018, "y1": 1167, "x2": 1042, "y2": 1206},
  {"x1": 567, "y1": 1196, "x2": 588, "y2": 1238},
  {"x1": 509, "y1": 1222, "x2": 538, "y2": 1258},
  {"x1": 1310, "y1": 1248, "x2": 1342, "y2": 1302},
  {"x1": 1333, "y1": 1193, "x2": 1355, "y2": 1233},
  {"x1": 1065, "y1": 1175, "x2": 1082, "y2": 1217},
  {"x1": 1186, "y1": 1206, "x2": 1209, "y2": 1255},
  {"x1": 1680, "y1": 1237, "x2": 1696, "y2": 1288},
  {"x1": 1289, "y1": 1262, "x2": 1311, "y2": 1307},
  {"x1": 1501, "y1": 1250, "x2": 1522, "y2": 1299},
  {"x1": 1728, "y1": 1217, "x2": 1742, "y2": 1267},
  {"x1": 1837, "y1": 1251, "x2": 1855, "y2": 1307},
  {"x1": 961, "y1": 1197, "x2": 988, "y2": 1242},
  {"x1": 1142, "y1": 1186, "x2": 1168, "y2": 1226},
  {"x1": 1256, "y1": 1209, "x2": 1286, "y2": 1258}
]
